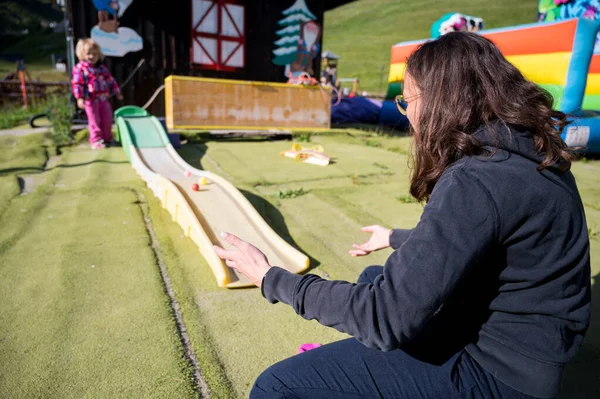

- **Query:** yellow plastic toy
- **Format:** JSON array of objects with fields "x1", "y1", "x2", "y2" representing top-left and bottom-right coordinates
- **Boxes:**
[{"x1": 280, "y1": 143, "x2": 330, "y2": 166}]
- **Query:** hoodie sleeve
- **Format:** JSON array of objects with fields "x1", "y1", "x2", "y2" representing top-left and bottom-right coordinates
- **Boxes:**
[
  {"x1": 262, "y1": 168, "x2": 499, "y2": 351},
  {"x1": 390, "y1": 229, "x2": 413, "y2": 249}
]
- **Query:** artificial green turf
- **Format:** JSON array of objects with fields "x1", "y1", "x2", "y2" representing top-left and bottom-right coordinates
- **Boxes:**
[
  {"x1": 0, "y1": 145, "x2": 196, "y2": 398},
  {"x1": 0, "y1": 174, "x2": 20, "y2": 215},
  {"x1": 178, "y1": 133, "x2": 411, "y2": 187},
  {"x1": 0, "y1": 133, "x2": 52, "y2": 174},
  {"x1": 174, "y1": 135, "x2": 600, "y2": 398},
  {"x1": 2, "y1": 131, "x2": 599, "y2": 398},
  {"x1": 323, "y1": 0, "x2": 540, "y2": 93},
  {"x1": 147, "y1": 186, "x2": 350, "y2": 398}
]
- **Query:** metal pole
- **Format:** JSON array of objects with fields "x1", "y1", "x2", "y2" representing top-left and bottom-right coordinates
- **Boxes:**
[
  {"x1": 60, "y1": 0, "x2": 76, "y2": 120},
  {"x1": 63, "y1": 0, "x2": 75, "y2": 79}
]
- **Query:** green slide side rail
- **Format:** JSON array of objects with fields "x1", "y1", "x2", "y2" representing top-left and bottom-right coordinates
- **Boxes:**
[{"x1": 114, "y1": 106, "x2": 171, "y2": 161}]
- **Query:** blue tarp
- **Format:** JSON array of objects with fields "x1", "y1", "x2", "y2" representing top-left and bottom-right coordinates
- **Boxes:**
[
  {"x1": 379, "y1": 100, "x2": 410, "y2": 129},
  {"x1": 331, "y1": 96, "x2": 382, "y2": 125},
  {"x1": 330, "y1": 96, "x2": 410, "y2": 129}
]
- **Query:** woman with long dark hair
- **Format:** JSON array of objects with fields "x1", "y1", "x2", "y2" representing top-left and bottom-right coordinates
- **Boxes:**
[{"x1": 214, "y1": 32, "x2": 591, "y2": 398}]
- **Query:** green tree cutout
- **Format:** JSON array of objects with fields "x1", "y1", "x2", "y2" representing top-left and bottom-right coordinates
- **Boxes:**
[{"x1": 272, "y1": 0, "x2": 317, "y2": 72}]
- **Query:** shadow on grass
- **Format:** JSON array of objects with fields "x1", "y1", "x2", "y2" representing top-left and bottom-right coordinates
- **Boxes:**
[
  {"x1": 0, "y1": 159, "x2": 129, "y2": 175},
  {"x1": 332, "y1": 123, "x2": 411, "y2": 137},
  {"x1": 181, "y1": 133, "x2": 292, "y2": 144},
  {"x1": 0, "y1": 167, "x2": 45, "y2": 176},
  {"x1": 560, "y1": 271, "x2": 600, "y2": 398},
  {"x1": 176, "y1": 141, "x2": 321, "y2": 271},
  {"x1": 46, "y1": 159, "x2": 129, "y2": 170},
  {"x1": 176, "y1": 141, "x2": 208, "y2": 166},
  {"x1": 240, "y1": 189, "x2": 320, "y2": 271}
]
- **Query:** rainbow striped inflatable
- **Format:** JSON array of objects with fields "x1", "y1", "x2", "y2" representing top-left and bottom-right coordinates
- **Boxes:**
[
  {"x1": 388, "y1": 18, "x2": 600, "y2": 153},
  {"x1": 583, "y1": 53, "x2": 600, "y2": 110}
]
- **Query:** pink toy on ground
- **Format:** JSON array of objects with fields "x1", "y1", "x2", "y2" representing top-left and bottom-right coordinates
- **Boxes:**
[{"x1": 297, "y1": 343, "x2": 321, "y2": 353}]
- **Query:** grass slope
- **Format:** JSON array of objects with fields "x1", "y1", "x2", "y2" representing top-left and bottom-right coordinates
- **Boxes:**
[
  {"x1": 0, "y1": 133, "x2": 53, "y2": 173},
  {"x1": 172, "y1": 134, "x2": 600, "y2": 398},
  {"x1": 169, "y1": 134, "x2": 600, "y2": 397},
  {"x1": 323, "y1": 0, "x2": 540, "y2": 93},
  {"x1": 0, "y1": 143, "x2": 196, "y2": 398},
  {"x1": 1, "y1": 131, "x2": 599, "y2": 398}
]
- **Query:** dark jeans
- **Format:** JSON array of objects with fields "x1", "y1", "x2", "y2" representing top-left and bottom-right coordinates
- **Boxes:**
[{"x1": 250, "y1": 266, "x2": 534, "y2": 399}]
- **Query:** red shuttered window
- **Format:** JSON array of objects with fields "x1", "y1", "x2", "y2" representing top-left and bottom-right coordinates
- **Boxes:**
[{"x1": 191, "y1": 0, "x2": 245, "y2": 71}]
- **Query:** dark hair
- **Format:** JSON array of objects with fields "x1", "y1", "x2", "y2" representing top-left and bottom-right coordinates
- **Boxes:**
[{"x1": 405, "y1": 32, "x2": 571, "y2": 202}]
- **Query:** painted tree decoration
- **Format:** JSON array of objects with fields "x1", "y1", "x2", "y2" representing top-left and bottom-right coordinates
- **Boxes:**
[{"x1": 272, "y1": 0, "x2": 317, "y2": 72}]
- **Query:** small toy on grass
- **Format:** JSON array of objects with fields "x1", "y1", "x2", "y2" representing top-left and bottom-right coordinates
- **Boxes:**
[
  {"x1": 298, "y1": 343, "x2": 322, "y2": 353},
  {"x1": 280, "y1": 143, "x2": 330, "y2": 166}
]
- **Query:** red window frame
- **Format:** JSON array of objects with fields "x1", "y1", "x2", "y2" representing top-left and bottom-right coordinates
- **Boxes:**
[{"x1": 190, "y1": 0, "x2": 246, "y2": 71}]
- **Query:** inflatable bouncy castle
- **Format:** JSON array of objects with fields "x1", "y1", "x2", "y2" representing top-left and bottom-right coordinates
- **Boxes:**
[
  {"x1": 388, "y1": 18, "x2": 600, "y2": 153},
  {"x1": 430, "y1": 13, "x2": 484, "y2": 39},
  {"x1": 538, "y1": 1, "x2": 600, "y2": 110}
]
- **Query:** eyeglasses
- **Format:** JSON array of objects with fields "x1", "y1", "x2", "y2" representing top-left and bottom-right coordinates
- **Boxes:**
[{"x1": 394, "y1": 94, "x2": 420, "y2": 116}]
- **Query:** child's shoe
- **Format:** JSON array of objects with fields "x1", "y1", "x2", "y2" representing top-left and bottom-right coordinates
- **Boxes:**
[{"x1": 91, "y1": 140, "x2": 106, "y2": 149}]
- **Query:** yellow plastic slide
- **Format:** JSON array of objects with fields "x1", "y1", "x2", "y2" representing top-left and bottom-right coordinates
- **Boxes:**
[{"x1": 115, "y1": 106, "x2": 309, "y2": 288}]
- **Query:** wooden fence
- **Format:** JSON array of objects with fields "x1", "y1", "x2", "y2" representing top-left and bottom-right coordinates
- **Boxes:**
[{"x1": 0, "y1": 80, "x2": 69, "y2": 105}]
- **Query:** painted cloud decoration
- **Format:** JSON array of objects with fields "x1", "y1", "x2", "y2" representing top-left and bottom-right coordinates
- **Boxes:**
[{"x1": 91, "y1": 25, "x2": 143, "y2": 57}]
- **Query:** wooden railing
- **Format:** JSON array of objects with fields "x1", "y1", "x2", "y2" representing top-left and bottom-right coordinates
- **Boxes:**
[{"x1": 0, "y1": 80, "x2": 69, "y2": 104}]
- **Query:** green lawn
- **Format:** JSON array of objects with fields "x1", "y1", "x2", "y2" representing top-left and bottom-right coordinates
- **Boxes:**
[
  {"x1": 0, "y1": 29, "x2": 69, "y2": 129},
  {"x1": 323, "y1": 0, "x2": 540, "y2": 93},
  {"x1": 0, "y1": 142, "x2": 196, "y2": 398},
  {"x1": 0, "y1": 131, "x2": 599, "y2": 397},
  {"x1": 0, "y1": 132, "x2": 54, "y2": 173},
  {"x1": 0, "y1": 29, "x2": 68, "y2": 82},
  {"x1": 0, "y1": 99, "x2": 55, "y2": 130},
  {"x1": 0, "y1": 60, "x2": 68, "y2": 82}
]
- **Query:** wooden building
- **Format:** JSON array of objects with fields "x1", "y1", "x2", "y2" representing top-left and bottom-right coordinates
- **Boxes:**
[{"x1": 68, "y1": 0, "x2": 354, "y2": 116}]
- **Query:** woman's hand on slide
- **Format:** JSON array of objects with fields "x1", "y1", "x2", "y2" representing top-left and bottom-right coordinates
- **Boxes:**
[
  {"x1": 213, "y1": 232, "x2": 272, "y2": 287},
  {"x1": 76, "y1": 98, "x2": 85, "y2": 109},
  {"x1": 349, "y1": 225, "x2": 391, "y2": 257}
]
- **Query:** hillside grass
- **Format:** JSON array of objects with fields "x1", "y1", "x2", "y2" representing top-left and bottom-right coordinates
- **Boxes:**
[{"x1": 323, "y1": 0, "x2": 540, "y2": 93}]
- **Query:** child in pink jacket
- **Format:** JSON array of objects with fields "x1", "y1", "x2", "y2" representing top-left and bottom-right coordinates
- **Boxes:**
[{"x1": 72, "y1": 38, "x2": 123, "y2": 149}]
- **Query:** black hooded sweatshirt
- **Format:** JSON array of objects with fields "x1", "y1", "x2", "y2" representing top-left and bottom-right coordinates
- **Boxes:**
[{"x1": 261, "y1": 123, "x2": 591, "y2": 398}]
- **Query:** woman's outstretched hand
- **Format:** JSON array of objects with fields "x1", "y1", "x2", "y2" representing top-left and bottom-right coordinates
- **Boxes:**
[
  {"x1": 349, "y1": 225, "x2": 392, "y2": 257},
  {"x1": 213, "y1": 232, "x2": 272, "y2": 287}
]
